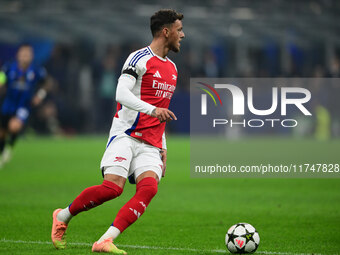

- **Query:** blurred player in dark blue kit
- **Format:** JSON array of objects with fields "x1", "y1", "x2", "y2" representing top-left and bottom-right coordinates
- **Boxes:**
[{"x1": 0, "y1": 44, "x2": 48, "y2": 167}]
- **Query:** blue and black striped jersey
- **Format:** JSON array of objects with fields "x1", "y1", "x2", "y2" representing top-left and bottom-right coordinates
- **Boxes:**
[{"x1": 1, "y1": 61, "x2": 46, "y2": 120}]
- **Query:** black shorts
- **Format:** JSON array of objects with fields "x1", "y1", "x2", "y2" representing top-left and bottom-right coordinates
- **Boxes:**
[{"x1": 0, "y1": 114, "x2": 15, "y2": 129}]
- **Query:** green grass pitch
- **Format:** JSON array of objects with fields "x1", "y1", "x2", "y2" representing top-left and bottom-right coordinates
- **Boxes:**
[{"x1": 0, "y1": 136, "x2": 339, "y2": 254}]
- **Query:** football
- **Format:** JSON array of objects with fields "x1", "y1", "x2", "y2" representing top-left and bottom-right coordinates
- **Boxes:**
[{"x1": 225, "y1": 223, "x2": 260, "y2": 254}]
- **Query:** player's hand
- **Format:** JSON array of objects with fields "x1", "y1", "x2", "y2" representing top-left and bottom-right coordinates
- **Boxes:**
[
  {"x1": 32, "y1": 96, "x2": 42, "y2": 106},
  {"x1": 32, "y1": 89, "x2": 47, "y2": 106},
  {"x1": 160, "y1": 149, "x2": 167, "y2": 177},
  {"x1": 151, "y1": 107, "x2": 177, "y2": 123}
]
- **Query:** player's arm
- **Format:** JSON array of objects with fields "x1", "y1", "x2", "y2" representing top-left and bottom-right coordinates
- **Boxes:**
[
  {"x1": 116, "y1": 73, "x2": 155, "y2": 114},
  {"x1": 161, "y1": 132, "x2": 167, "y2": 177},
  {"x1": 32, "y1": 68, "x2": 52, "y2": 106},
  {"x1": 116, "y1": 73, "x2": 177, "y2": 122}
]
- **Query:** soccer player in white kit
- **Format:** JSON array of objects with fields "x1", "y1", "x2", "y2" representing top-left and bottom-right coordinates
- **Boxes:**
[{"x1": 51, "y1": 9, "x2": 185, "y2": 254}]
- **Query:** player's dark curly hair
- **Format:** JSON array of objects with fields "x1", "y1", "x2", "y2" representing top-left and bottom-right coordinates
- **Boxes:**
[{"x1": 150, "y1": 9, "x2": 183, "y2": 37}]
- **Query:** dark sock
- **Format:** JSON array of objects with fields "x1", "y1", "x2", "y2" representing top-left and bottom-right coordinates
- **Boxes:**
[
  {"x1": 0, "y1": 138, "x2": 5, "y2": 154},
  {"x1": 9, "y1": 133, "x2": 18, "y2": 147}
]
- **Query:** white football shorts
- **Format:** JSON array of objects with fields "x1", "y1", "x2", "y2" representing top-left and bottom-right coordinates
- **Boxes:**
[{"x1": 100, "y1": 134, "x2": 163, "y2": 182}]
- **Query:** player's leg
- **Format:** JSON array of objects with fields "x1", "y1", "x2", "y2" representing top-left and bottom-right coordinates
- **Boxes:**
[
  {"x1": 111, "y1": 141, "x2": 163, "y2": 236},
  {"x1": 0, "y1": 114, "x2": 11, "y2": 167},
  {"x1": 0, "y1": 128, "x2": 7, "y2": 168},
  {"x1": 52, "y1": 135, "x2": 132, "y2": 250},
  {"x1": 56, "y1": 174, "x2": 125, "y2": 222},
  {"x1": 0, "y1": 115, "x2": 10, "y2": 153},
  {"x1": 0, "y1": 128, "x2": 7, "y2": 155},
  {"x1": 92, "y1": 171, "x2": 158, "y2": 254},
  {"x1": 112, "y1": 171, "x2": 158, "y2": 233},
  {"x1": 52, "y1": 174, "x2": 126, "y2": 249},
  {"x1": 1, "y1": 117, "x2": 24, "y2": 163},
  {"x1": 63, "y1": 174, "x2": 125, "y2": 219},
  {"x1": 93, "y1": 142, "x2": 162, "y2": 253},
  {"x1": 8, "y1": 117, "x2": 23, "y2": 144}
]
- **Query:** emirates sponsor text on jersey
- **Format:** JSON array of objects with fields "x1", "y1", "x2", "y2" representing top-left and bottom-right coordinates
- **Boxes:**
[{"x1": 152, "y1": 80, "x2": 176, "y2": 99}]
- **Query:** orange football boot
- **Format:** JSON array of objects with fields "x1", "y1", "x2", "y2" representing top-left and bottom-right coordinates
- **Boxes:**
[
  {"x1": 51, "y1": 208, "x2": 68, "y2": 249},
  {"x1": 92, "y1": 238, "x2": 127, "y2": 254}
]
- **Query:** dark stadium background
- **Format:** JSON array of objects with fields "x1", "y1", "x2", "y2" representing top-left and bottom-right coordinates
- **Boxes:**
[{"x1": 0, "y1": 0, "x2": 339, "y2": 137}]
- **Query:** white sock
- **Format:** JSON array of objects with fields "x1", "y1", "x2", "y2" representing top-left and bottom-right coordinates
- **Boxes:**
[
  {"x1": 97, "y1": 226, "x2": 121, "y2": 243},
  {"x1": 56, "y1": 207, "x2": 73, "y2": 224}
]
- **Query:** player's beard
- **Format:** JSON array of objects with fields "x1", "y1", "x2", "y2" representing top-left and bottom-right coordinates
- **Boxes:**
[{"x1": 169, "y1": 41, "x2": 180, "y2": 53}]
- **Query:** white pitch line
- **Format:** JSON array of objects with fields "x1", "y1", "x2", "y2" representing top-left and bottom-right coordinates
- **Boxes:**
[{"x1": 0, "y1": 238, "x2": 337, "y2": 255}]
